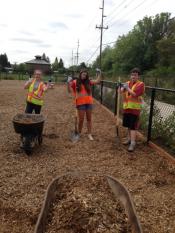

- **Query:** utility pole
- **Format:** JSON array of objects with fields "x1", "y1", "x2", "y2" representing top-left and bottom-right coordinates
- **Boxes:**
[
  {"x1": 71, "y1": 50, "x2": 74, "y2": 67},
  {"x1": 96, "y1": 0, "x2": 108, "y2": 69},
  {"x1": 76, "y1": 40, "x2": 80, "y2": 66},
  {"x1": 74, "y1": 56, "x2": 77, "y2": 67}
]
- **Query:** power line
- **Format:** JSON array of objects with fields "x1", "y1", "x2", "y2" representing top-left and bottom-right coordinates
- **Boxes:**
[
  {"x1": 106, "y1": 0, "x2": 134, "y2": 25},
  {"x1": 108, "y1": 0, "x2": 156, "y2": 29},
  {"x1": 106, "y1": 0, "x2": 128, "y2": 21},
  {"x1": 85, "y1": 41, "x2": 116, "y2": 64},
  {"x1": 86, "y1": 46, "x2": 100, "y2": 63},
  {"x1": 103, "y1": 41, "x2": 116, "y2": 46}
]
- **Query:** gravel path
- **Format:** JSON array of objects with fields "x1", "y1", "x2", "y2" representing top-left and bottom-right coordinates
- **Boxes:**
[{"x1": 0, "y1": 80, "x2": 175, "y2": 233}]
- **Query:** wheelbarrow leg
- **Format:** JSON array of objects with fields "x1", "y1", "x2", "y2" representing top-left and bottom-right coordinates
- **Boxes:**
[
  {"x1": 22, "y1": 135, "x2": 33, "y2": 155},
  {"x1": 38, "y1": 134, "x2": 43, "y2": 145}
]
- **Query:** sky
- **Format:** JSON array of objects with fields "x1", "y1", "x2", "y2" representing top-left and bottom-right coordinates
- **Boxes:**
[{"x1": 0, "y1": 0, "x2": 174, "y2": 67}]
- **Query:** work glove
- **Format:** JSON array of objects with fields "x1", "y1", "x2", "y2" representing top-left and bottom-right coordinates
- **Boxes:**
[
  {"x1": 28, "y1": 77, "x2": 33, "y2": 84},
  {"x1": 96, "y1": 68, "x2": 101, "y2": 74},
  {"x1": 123, "y1": 83, "x2": 129, "y2": 90}
]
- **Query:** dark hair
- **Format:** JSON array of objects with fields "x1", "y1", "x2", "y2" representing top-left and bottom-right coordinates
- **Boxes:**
[
  {"x1": 33, "y1": 69, "x2": 43, "y2": 75},
  {"x1": 76, "y1": 70, "x2": 91, "y2": 94},
  {"x1": 130, "y1": 68, "x2": 141, "y2": 75}
]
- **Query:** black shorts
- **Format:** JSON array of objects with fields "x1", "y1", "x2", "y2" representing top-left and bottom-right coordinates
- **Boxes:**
[
  {"x1": 25, "y1": 102, "x2": 41, "y2": 114},
  {"x1": 76, "y1": 104, "x2": 93, "y2": 110},
  {"x1": 123, "y1": 113, "x2": 139, "y2": 130}
]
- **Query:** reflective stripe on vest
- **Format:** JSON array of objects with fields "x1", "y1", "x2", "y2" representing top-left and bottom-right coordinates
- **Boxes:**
[
  {"x1": 123, "y1": 81, "x2": 144, "y2": 110},
  {"x1": 27, "y1": 79, "x2": 44, "y2": 106},
  {"x1": 74, "y1": 80, "x2": 93, "y2": 105}
]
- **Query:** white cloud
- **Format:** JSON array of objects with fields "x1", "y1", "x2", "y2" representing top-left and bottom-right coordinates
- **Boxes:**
[{"x1": 0, "y1": 0, "x2": 174, "y2": 66}]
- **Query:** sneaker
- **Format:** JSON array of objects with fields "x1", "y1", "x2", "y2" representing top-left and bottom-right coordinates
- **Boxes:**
[
  {"x1": 20, "y1": 142, "x2": 24, "y2": 149},
  {"x1": 122, "y1": 139, "x2": 131, "y2": 145},
  {"x1": 128, "y1": 143, "x2": 136, "y2": 152},
  {"x1": 88, "y1": 134, "x2": 94, "y2": 141}
]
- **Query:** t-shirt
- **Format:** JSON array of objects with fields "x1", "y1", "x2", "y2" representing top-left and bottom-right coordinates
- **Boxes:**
[
  {"x1": 67, "y1": 76, "x2": 73, "y2": 83},
  {"x1": 33, "y1": 81, "x2": 40, "y2": 91}
]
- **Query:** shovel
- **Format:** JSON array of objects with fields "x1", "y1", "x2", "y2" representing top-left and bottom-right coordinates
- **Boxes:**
[
  {"x1": 116, "y1": 77, "x2": 122, "y2": 144},
  {"x1": 70, "y1": 109, "x2": 80, "y2": 143}
]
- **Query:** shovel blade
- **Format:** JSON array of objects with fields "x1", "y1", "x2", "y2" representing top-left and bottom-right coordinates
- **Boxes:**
[{"x1": 70, "y1": 131, "x2": 80, "y2": 143}]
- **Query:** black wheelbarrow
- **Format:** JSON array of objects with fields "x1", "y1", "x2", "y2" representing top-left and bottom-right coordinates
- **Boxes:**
[{"x1": 13, "y1": 113, "x2": 45, "y2": 155}]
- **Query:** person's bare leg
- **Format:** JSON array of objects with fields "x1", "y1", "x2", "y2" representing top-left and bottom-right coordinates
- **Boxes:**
[
  {"x1": 86, "y1": 109, "x2": 93, "y2": 140},
  {"x1": 127, "y1": 129, "x2": 131, "y2": 141},
  {"x1": 78, "y1": 110, "x2": 85, "y2": 134},
  {"x1": 123, "y1": 129, "x2": 131, "y2": 145},
  {"x1": 128, "y1": 130, "x2": 136, "y2": 153},
  {"x1": 86, "y1": 109, "x2": 92, "y2": 134},
  {"x1": 130, "y1": 130, "x2": 136, "y2": 143}
]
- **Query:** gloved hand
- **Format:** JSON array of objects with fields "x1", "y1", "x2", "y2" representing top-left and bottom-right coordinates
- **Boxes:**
[
  {"x1": 96, "y1": 68, "x2": 101, "y2": 74},
  {"x1": 28, "y1": 78, "x2": 33, "y2": 84},
  {"x1": 123, "y1": 83, "x2": 129, "y2": 90}
]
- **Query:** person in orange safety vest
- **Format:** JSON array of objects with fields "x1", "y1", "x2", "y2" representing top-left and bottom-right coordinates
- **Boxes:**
[
  {"x1": 120, "y1": 68, "x2": 145, "y2": 154},
  {"x1": 70, "y1": 69, "x2": 101, "y2": 141},
  {"x1": 24, "y1": 69, "x2": 48, "y2": 114}
]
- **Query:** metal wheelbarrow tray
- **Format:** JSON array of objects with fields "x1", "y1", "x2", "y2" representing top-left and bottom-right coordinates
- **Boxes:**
[
  {"x1": 13, "y1": 113, "x2": 45, "y2": 154},
  {"x1": 34, "y1": 172, "x2": 142, "y2": 233}
]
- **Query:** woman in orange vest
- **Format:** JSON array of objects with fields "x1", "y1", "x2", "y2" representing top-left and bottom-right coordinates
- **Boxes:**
[
  {"x1": 24, "y1": 69, "x2": 48, "y2": 114},
  {"x1": 120, "y1": 68, "x2": 145, "y2": 153},
  {"x1": 71, "y1": 69, "x2": 101, "y2": 141}
]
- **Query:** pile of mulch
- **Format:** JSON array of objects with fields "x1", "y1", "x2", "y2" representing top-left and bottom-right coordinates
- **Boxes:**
[
  {"x1": 46, "y1": 174, "x2": 131, "y2": 233},
  {"x1": 13, "y1": 113, "x2": 45, "y2": 124}
]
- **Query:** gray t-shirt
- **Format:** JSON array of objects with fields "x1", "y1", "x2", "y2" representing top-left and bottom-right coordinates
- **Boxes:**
[{"x1": 33, "y1": 81, "x2": 40, "y2": 91}]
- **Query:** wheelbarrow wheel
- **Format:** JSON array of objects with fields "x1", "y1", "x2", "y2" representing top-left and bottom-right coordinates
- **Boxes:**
[{"x1": 25, "y1": 148, "x2": 32, "y2": 156}]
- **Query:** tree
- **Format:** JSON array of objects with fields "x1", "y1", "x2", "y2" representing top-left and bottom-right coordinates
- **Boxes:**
[
  {"x1": 46, "y1": 56, "x2": 50, "y2": 63},
  {"x1": 58, "y1": 58, "x2": 64, "y2": 68},
  {"x1": 156, "y1": 17, "x2": 175, "y2": 66},
  {"x1": 42, "y1": 53, "x2": 47, "y2": 61},
  {"x1": 52, "y1": 57, "x2": 59, "y2": 71},
  {"x1": 112, "y1": 12, "x2": 173, "y2": 74},
  {"x1": 79, "y1": 62, "x2": 87, "y2": 70},
  {"x1": 0, "y1": 53, "x2": 11, "y2": 71},
  {"x1": 157, "y1": 37, "x2": 175, "y2": 66}
]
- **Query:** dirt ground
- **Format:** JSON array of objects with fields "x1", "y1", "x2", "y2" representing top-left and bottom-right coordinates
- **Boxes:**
[{"x1": 0, "y1": 80, "x2": 175, "y2": 233}]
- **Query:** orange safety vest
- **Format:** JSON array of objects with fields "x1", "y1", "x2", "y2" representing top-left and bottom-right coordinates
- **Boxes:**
[
  {"x1": 74, "y1": 80, "x2": 93, "y2": 106},
  {"x1": 123, "y1": 80, "x2": 144, "y2": 110},
  {"x1": 27, "y1": 79, "x2": 45, "y2": 106}
]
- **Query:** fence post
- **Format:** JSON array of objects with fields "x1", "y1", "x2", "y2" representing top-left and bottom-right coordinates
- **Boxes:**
[
  {"x1": 114, "y1": 84, "x2": 118, "y2": 115},
  {"x1": 100, "y1": 81, "x2": 103, "y2": 104},
  {"x1": 147, "y1": 88, "x2": 156, "y2": 142},
  {"x1": 92, "y1": 85, "x2": 95, "y2": 97}
]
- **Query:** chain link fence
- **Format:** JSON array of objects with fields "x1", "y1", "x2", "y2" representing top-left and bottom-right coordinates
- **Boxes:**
[
  {"x1": 92, "y1": 81, "x2": 118, "y2": 113},
  {"x1": 0, "y1": 72, "x2": 67, "y2": 83},
  {"x1": 142, "y1": 87, "x2": 175, "y2": 154},
  {"x1": 93, "y1": 81, "x2": 175, "y2": 156}
]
